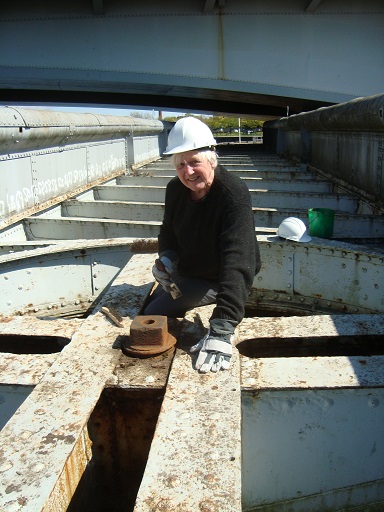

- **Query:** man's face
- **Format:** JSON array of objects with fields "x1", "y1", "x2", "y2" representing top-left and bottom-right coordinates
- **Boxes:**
[{"x1": 175, "y1": 150, "x2": 215, "y2": 198}]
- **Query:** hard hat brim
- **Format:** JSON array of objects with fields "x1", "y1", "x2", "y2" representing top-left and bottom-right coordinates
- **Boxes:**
[
  {"x1": 297, "y1": 233, "x2": 312, "y2": 242},
  {"x1": 163, "y1": 144, "x2": 216, "y2": 155}
]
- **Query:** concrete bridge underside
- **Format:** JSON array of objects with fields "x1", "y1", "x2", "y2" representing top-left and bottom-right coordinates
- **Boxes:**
[{"x1": 0, "y1": 0, "x2": 383, "y2": 117}]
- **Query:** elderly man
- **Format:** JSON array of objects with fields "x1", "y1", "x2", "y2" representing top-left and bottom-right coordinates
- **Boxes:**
[{"x1": 144, "y1": 116, "x2": 261, "y2": 373}]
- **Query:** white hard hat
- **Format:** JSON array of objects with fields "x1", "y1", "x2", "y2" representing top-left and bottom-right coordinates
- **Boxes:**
[
  {"x1": 164, "y1": 117, "x2": 216, "y2": 155},
  {"x1": 277, "y1": 217, "x2": 312, "y2": 242}
]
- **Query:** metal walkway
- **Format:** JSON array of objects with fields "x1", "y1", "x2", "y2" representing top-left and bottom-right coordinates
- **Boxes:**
[
  {"x1": 20, "y1": 144, "x2": 384, "y2": 245},
  {"x1": 1, "y1": 143, "x2": 384, "y2": 512}
]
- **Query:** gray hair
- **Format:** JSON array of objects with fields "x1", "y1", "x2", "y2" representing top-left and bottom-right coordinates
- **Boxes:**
[{"x1": 172, "y1": 149, "x2": 218, "y2": 170}]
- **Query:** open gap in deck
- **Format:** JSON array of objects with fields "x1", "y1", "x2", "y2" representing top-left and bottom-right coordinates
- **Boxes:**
[
  {"x1": 237, "y1": 334, "x2": 384, "y2": 358},
  {"x1": 67, "y1": 387, "x2": 164, "y2": 512},
  {"x1": 245, "y1": 305, "x2": 311, "y2": 317},
  {"x1": 0, "y1": 334, "x2": 70, "y2": 354}
]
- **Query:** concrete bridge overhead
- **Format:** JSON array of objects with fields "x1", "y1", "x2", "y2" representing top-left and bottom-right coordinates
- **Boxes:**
[{"x1": 0, "y1": 0, "x2": 383, "y2": 117}]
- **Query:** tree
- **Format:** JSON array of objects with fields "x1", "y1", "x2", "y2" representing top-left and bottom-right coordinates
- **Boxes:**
[{"x1": 162, "y1": 114, "x2": 264, "y2": 133}]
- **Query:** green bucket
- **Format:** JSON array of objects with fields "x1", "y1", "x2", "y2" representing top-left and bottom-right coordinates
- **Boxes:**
[{"x1": 308, "y1": 208, "x2": 335, "y2": 238}]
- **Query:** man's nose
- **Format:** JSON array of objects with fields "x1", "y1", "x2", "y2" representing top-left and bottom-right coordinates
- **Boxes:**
[{"x1": 184, "y1": 164, "x2": 195, "y2": 174}]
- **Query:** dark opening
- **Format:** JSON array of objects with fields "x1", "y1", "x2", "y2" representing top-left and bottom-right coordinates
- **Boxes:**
[
  {"x1": 0, "y1": 334, "x2": 70, "y2": 354},
  {"x1": 245, "y1": 305, "x2": 311, "y2": 318},
  {"x1": 237, "y1": 335, "x2": 384, "y2": 358},
  {"x1": 67, "y1": 387, "x2": 164, "y2": 512}
]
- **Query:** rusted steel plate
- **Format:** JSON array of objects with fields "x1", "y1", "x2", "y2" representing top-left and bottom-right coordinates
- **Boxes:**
[
  {"x1": 0, "y1": 253, "x2": 154, "y2": 512},
  {"x1": 134, "y1": 306, "x2": 242, "y2": 512},
  {"x1": 241, "y1": 354, "x2": 384, "y2": 390},
  {"x1": 239, "y1": 314, "x2": 384, "y2": 340},
  {"x1": 0, "y1": 317, "x2": 82, "y2": 385},
  {"x1": 239, "y1": 314, "x2": 384, "y2": 390}
]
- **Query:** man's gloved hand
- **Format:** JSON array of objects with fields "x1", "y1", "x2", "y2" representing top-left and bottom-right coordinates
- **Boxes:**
[
  {"x1": 152, "y1": 256, "x2": 173, "y2": 293},
  {"x1": 190, "y1": 327, "x2": 234, "y2": 373}
]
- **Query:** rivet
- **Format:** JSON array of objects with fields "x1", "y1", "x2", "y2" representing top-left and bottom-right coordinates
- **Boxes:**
[
  {"x1": 364, "y1": 295, "x2": 368, "y2": 300},
  {"x1": 287, "y1": 270, "x2": 292, "y2": 275},
  {"x1": 288, "y1": 257, "x2": 292, "y2": 262},
  {"x1": 34, "y1": 307, "x2": 39, "y2": 312},
  {"x1": 258, "y1": 276, "x2": 262, "y2": 281},
  {"x1": 95, "y1": 286, "x2": 99, "y2": 291},
  {"x1": 61, "y1": 302, "x2": 66, "y2": 307},
  {"x1": 93, "y1": 274, "x2": 97, "y2": 278},
  {"x1": 362, "y1": 268, "x2": 367, "y2": 273},
  {"x1": 75, "y1": 300, "x2": 80, "y2": 305},
  {"x1": 287, "y1": 284, "x2": 292, "y2": 288},
  {"x1": 48, "y1": 305, "x2": 52, "y2": 310},
  {"x1": 4, "y1": 276, "x2": 8, "y2": 280},
  {"x1": 300, "y1": 297, "x2": 305, "y2": 302},
  {"x1": 18, "y1": 285, "x2": 23, "y2": 290},
  {"x1": 287, "y1": 296, "x2": 291, "y2": 300},
  {"x1": 88, "y1": 298, "x2": 93, "y2": 302},
  {"x1": 375, "y1": 284, "x2": 379, "y2": 289},
  {"x1": 341, "y1": 263, "x2": 346, "y2": 268}
]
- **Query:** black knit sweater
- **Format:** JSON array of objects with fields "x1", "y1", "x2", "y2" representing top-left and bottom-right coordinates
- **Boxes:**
[{"x1": 158, "y1": 164, "x2": 261, "y2": 325}]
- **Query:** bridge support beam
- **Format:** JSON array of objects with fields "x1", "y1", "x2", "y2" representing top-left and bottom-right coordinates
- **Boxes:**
[{"x1": 264, "y1": 93, "x2": 384, "y2": 207}]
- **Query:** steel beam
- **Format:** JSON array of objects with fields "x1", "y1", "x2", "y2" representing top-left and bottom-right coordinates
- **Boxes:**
[{"x1": 0, "y1": 253, "x2": 154, "y2": 512}]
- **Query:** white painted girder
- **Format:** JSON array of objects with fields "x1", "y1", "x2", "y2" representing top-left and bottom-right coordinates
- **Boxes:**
[
  {"x1": 0, "y1": 254, "x2": 155, "y2": 512},
  {"x1": 134, "y1": 306, "x2": 242, "y2": 512},
  {"x1": 239, "y1": 314, "x2": 384, "y2": 389},
  {"x1": 1, "y1": 1, "x2": 383, "y2": 113}
]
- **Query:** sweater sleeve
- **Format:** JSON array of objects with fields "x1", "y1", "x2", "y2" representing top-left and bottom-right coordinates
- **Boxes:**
[
  {"x1": 158, "y1": 178, "x2": 179, "y2": 255},
  {"x1": 210, "y1": 184, "x2": 261, "y2": 326}
]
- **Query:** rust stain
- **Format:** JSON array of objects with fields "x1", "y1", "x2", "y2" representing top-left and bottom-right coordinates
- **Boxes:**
[
  {"x1": 0, "y1": 315, "x2": 14, "y2": 323},
  {"x1": 42, "y1": 432, "x2": 76, "y2": 445},
  {"x1": 131, "y1": 238, "x2": 158, "y2": 253}
]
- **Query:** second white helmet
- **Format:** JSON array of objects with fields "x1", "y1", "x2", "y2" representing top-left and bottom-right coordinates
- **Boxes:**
[
  {"x1": 164, "y1": 117, "x2": 216, "y2": 155},
  {"x1": 277, "y1": 217, "x2": 312, "y2": 242}
]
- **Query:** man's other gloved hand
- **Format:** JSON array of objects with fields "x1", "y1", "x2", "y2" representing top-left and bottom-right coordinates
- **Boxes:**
[
  {"x1": 152, "y1": 257, "x2": 172, "y2": 293},
  {"x1": 190, "y1": 325, "x2": 235, "y2": 373},
  {"x1": 152, "y1": 256, "x2": 176, "y2": 293}
]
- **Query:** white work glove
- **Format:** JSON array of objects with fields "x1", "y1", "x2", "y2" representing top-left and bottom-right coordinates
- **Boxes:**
[
  {"x1": 190, "y1": 328, "x2": 234, "y2": 373},
  {"x1": 152, "y1": 256, "x2": 177, "y2": 293},
  {"x1": 152, "y1": 256, "x2": 176, "y2": 293}
]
